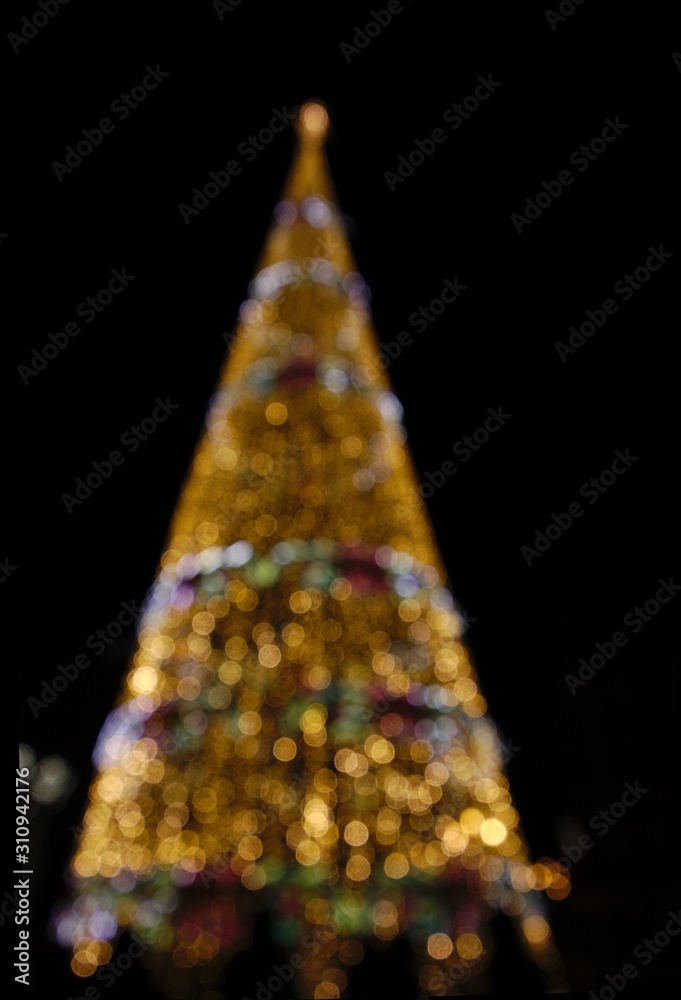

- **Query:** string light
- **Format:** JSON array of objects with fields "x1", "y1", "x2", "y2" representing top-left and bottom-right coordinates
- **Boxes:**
[{"x1": 55, "y1": 99, "x2": 569, "y2": 996}]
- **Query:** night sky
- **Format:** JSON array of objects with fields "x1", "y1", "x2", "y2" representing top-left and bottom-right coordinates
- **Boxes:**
[{"x1": 10, "y1": 1, "x2": 678, "y2": 996}]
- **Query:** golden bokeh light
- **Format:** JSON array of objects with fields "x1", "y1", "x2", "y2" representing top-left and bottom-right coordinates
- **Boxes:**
[
  {"x1": 384, "y1": 853, "x2": 410, "y2": 879},
  {"x1": 57, "y1": 97, "x2": 568, "y2": 999},
  {"x1": 427, "y1": 932, "x2": 454, "y2": 960},
  {"x1": 456, "y1": 932, "x2": 483, "y2": 961}
]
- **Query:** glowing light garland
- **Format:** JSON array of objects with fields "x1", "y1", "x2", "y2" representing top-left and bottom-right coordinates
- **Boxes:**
[{"x1": 55, "y1": 101, "x2": 569, "y2": 998}]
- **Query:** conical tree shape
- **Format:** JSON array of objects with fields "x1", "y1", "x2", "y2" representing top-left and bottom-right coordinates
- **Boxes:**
[{"x1": 56, "y1": 102, "x2": 569, "y2": 998}]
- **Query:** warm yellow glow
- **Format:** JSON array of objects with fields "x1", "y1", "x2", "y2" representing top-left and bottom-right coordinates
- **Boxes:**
[
  {"x1": 345, "y1": 855, "x2": 371, "y2": 881},
  {"x1": 480, "y1": 818, "x2": 507, "y2": 845},
  {"x1": 130, "y1": 666, "x2": 158, "y2": 693},
  {"x1": 265, "y1": 402, "x2": 288, "y2": 425},
  {"x1": 456, "y1": 932, "x2": 483, "y2": 960},
  {"x1": 314, "y1": 983, "x2": 340, "y2": 999},
  {"x1": 273, "y1": 737, "x2": 297, "y2": 761},
  {"x1": 373, "y1": 900, "x2": 398, "y2": 928},
  {"x1": 523, "y1": 915, "x2": 551, "y2": 945},
  {"x1": 297, "y1": 101, "x2": 330, "y2": 147},
  {"x1": 384, "y1": 853, "x2": 409, "y2": 878},
  {"x1": 343, "y1": 821, "x2": 369, "y2": 846},
  {"x1": 460, "y1": 808, "x2": 485, "y2": 834},
  {"x1": 59, "y1": 96, "x2": 568, "y2": 997},
  {"x1": 427, "y1": 933, "x2": 454, "y2": 960}
]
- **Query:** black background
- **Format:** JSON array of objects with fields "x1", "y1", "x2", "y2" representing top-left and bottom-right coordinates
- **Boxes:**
[{"x1": 8, "y1": 0, "x2": 679, "y2": 996}]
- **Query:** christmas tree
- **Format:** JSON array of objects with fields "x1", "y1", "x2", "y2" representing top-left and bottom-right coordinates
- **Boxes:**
[{"x1": 55, "y1": 101, "x2": 569, "y2": 997}]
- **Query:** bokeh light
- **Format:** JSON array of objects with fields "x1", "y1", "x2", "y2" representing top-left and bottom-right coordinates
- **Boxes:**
[{"x1": 56, "y1": 98, "x2": 568, "y2": 998}]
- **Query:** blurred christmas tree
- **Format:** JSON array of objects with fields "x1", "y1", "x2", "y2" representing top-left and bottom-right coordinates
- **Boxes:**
[{"x1": 55, "y1": 101, "x2": 570, "y2": 997}]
